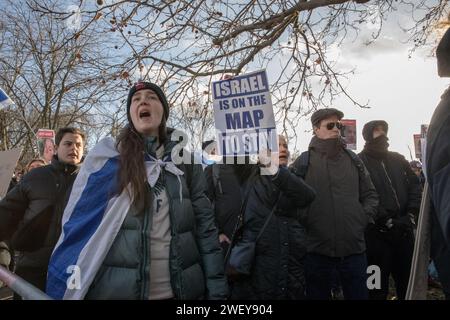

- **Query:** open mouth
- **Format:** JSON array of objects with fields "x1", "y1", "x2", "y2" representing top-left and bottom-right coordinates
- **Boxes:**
[{"x1": 139, "y1": 110, "x2": 151, "y2": 119}]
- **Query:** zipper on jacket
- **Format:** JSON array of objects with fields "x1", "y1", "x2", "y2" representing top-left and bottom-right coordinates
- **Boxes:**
[
  {"x1": 140, "y1": 194, "x2": 150, "y2": 300},
  {"x1": 325, "y1": 157, "x2": 338, "y2": 257},
  {"x1": 164, "y1": 170, "x2": 183, "y2": 299}
]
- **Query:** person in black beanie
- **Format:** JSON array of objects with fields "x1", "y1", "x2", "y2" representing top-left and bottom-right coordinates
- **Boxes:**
[
  {"x1": 359, "y1": 120, "x2": 422, "y2": 300},
  {"x1": 53, "y1": 81, "x2": 228, "y2": 300},
  {"x1": 426, "y1": 26, "x2": 450, "y2": 299}
]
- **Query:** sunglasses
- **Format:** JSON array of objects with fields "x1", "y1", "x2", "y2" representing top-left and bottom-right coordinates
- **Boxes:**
[{"x1": 324, "y1": 122, "x2": 344, "y2": 130}]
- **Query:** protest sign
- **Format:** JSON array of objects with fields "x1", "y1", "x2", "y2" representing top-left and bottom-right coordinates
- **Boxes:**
[
  {"x1": 36, "y1": 129, "x2": 55, "y2": 164},
  {"x1": 212, "y1": 70, "x2": 277, "y2": 157},
  {"x1": 413, "y1": 134, "x2": 422, "y2": 160},
  {"x1": 420, "y1": 124, "x2": 428, "y2": 139},
  {"x1": 0, "y1": 148, "x2": 21, "y2": 199},
  {"x1": 341, "y1": 119, "x2": 357, "y2": 150},
  {"x1": 420, "y1": 124, "x2": 428, "y2": 176}
]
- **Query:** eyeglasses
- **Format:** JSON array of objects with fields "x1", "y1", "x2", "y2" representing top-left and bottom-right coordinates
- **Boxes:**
[{"x1": 324, "y1": 122, "x2": 343, "y2": 130}]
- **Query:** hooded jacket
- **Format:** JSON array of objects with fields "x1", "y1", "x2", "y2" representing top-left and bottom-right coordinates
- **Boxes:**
[{"x1": 359, "y1": 121, "x2": 422, "y2": 223}]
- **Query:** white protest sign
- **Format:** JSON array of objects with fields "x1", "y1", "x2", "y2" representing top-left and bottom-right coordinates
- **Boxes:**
[
  {"x1": 0, "y1": 148, "x2": 22, "y2": 199},
  {"x1": 212, "y1": 70, "x2": 278, "y2": 156}
]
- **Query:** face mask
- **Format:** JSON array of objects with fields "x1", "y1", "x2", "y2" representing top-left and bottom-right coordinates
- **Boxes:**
[{"x1": 203, "y1": 154, "x2": 222, "y2": 165}]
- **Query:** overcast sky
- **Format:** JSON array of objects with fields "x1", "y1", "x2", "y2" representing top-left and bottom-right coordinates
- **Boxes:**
[{"x1": 287, "y1": 6, "x2": 449, "y2": 161}]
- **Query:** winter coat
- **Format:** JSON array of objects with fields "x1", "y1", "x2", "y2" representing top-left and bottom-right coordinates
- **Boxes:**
[
  {"x1": 205, "y1": 163, "x2": 245, "y2": 239},
  {"x1": 293, "y1": 145, "x2": 378, "y2": 258},
  {"x1": 85, "y1": 131, "x2": 228, "y2": 300},
  {"x1": 0, "y1": 156, "x2": 80, "y2": 290},
  {"x1": 427, "y1": 86, "x2": 450, "y2": 297},
  {"x1": 358, "y1": 150, "x2": 422, "y2": 221},
  {"x1": 232, "y1": 166, "x2": 315, "y2": 299}
]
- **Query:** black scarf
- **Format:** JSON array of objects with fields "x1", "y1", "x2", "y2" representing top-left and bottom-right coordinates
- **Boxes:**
[
  {"x1": 363, "y1": 135, "x2": 389, "y2": 159},
  {"x1": 309, "y1": 136, "x2": 345, "y2": 159}
]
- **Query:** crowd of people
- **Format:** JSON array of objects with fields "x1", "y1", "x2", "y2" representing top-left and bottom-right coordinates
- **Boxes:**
[{"x1": 0, "y1": 29, "x2": 449, "y2": 301}]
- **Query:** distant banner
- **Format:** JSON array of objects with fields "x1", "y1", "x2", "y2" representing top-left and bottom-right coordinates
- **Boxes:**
[
  {"x1": 212, "y1": 70, "x2": 278, "y2": 156},
  {"x1": 0, "y1": 148, "x2": 21, "y2": 199},
  {"x1": 420, "y1": 124, "x2": 428, "y2": 139},
  {"x1": 413, "y1": 134, "x2": 422, "y2": 160},
  {"x1": 420, "y1": 124, "x2": 428, "y2": 176},
  {"x1": 36, "y1": 129, "x2": 55, "y2": 164},
  {"x1": 341, "y1": 119, "x2": 357, "y2": 150}
]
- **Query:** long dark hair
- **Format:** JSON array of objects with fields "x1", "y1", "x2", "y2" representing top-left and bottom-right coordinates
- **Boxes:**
[{"x1": 116, "y1": 118, "x2": 167, "y2": 207}]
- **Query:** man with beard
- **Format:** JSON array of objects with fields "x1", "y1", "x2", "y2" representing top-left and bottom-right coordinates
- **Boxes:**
[
  {"x1": 359, "y1": 120, "x2": 422, "y2": 300},
  {"x1": 292, "y1": 108, "x2": 378, "y2": 300}
]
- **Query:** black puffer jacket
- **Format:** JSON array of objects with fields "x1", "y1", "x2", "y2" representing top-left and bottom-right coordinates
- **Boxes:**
[
  {"x1": 233, "y1": 166, "x2": 315, "y2": 299},
  {"x1": 360, "y1": 120, "x2": 422, "y2": 222},
  {"x1": 0, "y1": 156, "x2": 80, "y2": 290},
  {"x1": 358, "y1": 151, "x2": 422, "y2": 221},
  {"x1": 205, "y1": 163, "x2": 244, "y2": 239}
]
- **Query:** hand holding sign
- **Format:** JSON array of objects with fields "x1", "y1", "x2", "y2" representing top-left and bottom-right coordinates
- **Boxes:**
[
  {"x1": 212, "y1": 70, "x2": 278, "y2": 164},
  {"x1": 258, "y1": 148, "x2": 279, "y2": 176}
]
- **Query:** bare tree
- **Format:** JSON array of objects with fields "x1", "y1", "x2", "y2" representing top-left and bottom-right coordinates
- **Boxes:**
[
  {"x1": 0, "y1": 0, "x2": 125, "y2": 162},
  {"x1": 25, "y1": 0, "x2": 450, "y2": 151}
]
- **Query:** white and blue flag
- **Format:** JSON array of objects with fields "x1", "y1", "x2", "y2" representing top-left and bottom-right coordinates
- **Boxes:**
[
  {"x1": 46, "y1": 137, "x2": 184, "y2": 299},
  {"x1": 0, "y1": 87, "x2": 14, "y2": 110}
]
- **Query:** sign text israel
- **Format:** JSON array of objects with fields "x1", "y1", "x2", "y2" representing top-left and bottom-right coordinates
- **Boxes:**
[{"x1": 212, "y1": 70, "x2": 277, "y2": 156}]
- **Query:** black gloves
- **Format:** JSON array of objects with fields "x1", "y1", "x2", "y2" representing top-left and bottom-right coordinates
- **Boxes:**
[
  {"x1": 373, "y1": 209, "x2": 415, "y2": 234},
  {"x1": 391, "y1": 214, "x2": 416, "y2": 232}
]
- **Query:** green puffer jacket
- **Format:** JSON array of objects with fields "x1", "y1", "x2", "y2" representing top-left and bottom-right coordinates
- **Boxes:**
[{"x1": 85, "y1": 132, "x2": 228, "y2": 300}]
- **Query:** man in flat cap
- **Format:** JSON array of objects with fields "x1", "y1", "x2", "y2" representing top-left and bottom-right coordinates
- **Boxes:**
[{"x1": 292, "y1": 108, "x2": 378, "y2": 300}]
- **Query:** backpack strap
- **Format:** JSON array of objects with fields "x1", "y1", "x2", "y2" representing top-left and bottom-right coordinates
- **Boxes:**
[
  {"x1": 224, "y1": 171, "x2": 258, "y2": 264},
  {"x1": 292, "y1": 151, "x2": 310, "y2": 179},
  {"x1": 293, "y1": 149, "x2": 363, "y2": 179},
  {"x1": 344, "y1": 149, "x2": 366, "y2": 177}
]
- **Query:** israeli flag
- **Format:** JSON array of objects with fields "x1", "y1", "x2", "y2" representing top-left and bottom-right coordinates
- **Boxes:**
[
  {"x1": 46, "y1": 137, "x2": 127, "y2": 300},
  {"x1": 46, "y1": 137, "x2": 185, "y2": 299},
  {"x1": 0, "y1": 87, "x2": 14, "y2": 110}
]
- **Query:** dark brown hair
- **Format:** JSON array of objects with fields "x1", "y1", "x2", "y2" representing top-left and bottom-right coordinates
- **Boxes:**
[
  {"x1": 116, "y1": 118, "x2": 167, "y2": 207},
  {"x1": 55, "y1": 127, "x2": 86, "y2": 145}
]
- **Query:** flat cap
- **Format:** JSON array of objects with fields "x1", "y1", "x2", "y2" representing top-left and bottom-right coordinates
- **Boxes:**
[{"x1": 311, "y1": 108, "x2": 344, "y2": 127}]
